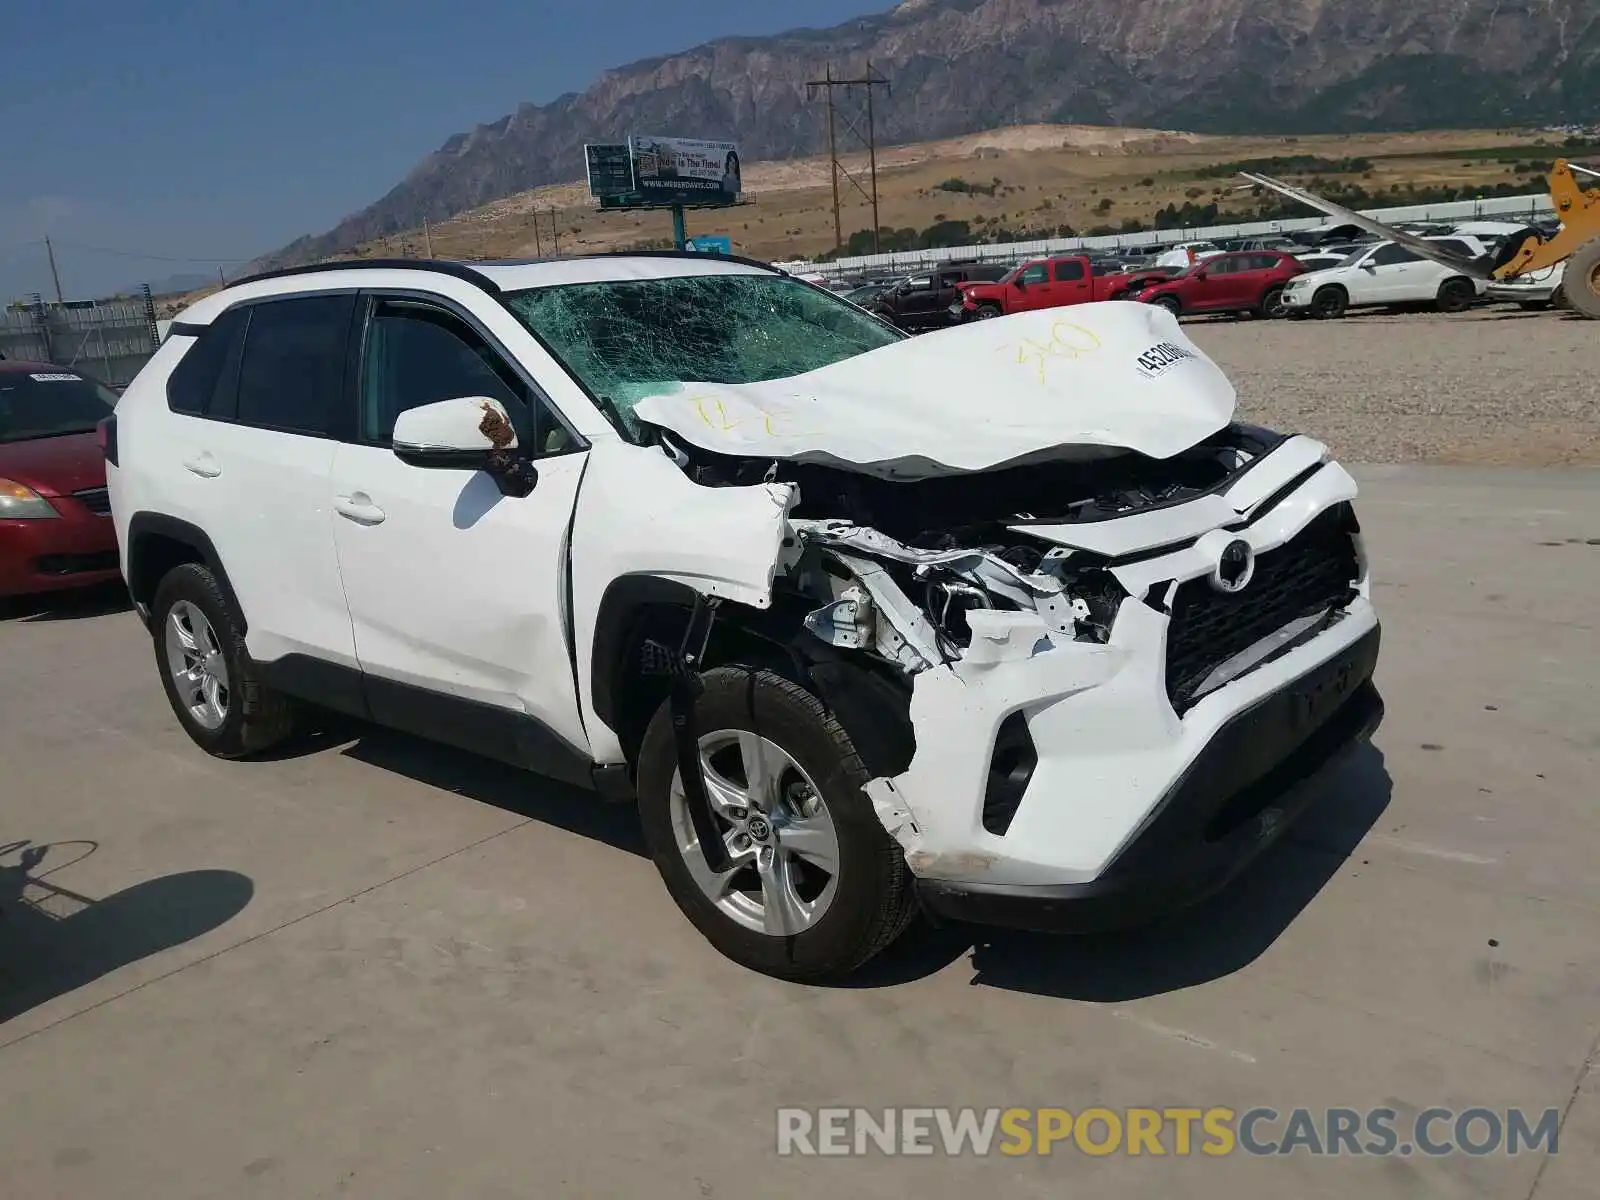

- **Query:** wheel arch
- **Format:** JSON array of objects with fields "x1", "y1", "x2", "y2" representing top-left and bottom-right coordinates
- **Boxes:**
[
  {"x1": 588, "y1": 574, "x2": 915, "y2": 778},
  {"x1": 126, "y1": 513, "x2": 243, "y2": 631}
]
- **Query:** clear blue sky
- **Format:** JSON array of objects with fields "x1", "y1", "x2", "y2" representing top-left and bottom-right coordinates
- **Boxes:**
[{"x1": 1, "y1": 0, "x2": 884, "y2": 300}]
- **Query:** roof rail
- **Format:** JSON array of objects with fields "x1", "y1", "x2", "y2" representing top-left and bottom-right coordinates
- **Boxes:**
[
  {"x1": 226, "y1": 257, "x2": 503, "y2": 292},
  {"x1": 564, "y1": 248, "x2": 786, "y2": 275}
]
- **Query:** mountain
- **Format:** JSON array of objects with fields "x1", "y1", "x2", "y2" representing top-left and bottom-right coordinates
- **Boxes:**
[{"x1": 255, "y1": 0, "x2": 1600, "y2": 270}]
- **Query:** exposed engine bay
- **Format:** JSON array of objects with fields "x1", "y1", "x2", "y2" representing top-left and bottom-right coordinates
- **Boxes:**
[{"x1": 652, "y1": 420, "x2": 1291, "y2": 672}]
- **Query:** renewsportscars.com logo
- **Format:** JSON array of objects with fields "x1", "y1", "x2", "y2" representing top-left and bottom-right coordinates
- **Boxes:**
[{"x1": 776, "y1": 1106, "x2": 1562, "y2": 1158}]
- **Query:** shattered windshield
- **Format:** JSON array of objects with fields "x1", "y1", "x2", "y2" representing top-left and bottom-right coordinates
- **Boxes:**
[{"x1": 505, "y1": 273, "x2": 905, "y2": 441}]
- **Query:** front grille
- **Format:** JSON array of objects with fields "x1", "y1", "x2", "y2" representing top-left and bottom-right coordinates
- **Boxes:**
[
  {"x1": 36, "y1": 550, "x2": 120, "y2": 576},
  {"x1": 1164, "y1": 503, "x2": 1360, "y2": 715},
  {"x1": 71, "y1": 486, "x2": 111, "y2": 515}
]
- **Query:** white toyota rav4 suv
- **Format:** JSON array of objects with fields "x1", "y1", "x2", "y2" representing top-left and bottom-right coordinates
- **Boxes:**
[
  {"x1": 105, "y1": 255, "x2": 1382, "y2": 981},
  {"x1": 1281, "y1": 235, "x2": 1490, "y2": 318}
]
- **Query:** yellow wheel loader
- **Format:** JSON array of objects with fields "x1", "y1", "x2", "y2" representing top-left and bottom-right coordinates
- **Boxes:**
[
  {"x1": 1488, "y1": 160, "x2": 1600, "y2": 318},
  {"x1": 1243, "y1": 161, "x2": 1600, "y2": 319}
]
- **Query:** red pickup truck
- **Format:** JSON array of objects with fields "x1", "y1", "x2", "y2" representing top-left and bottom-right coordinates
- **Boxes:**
[{"x1": 953, "y1": 255, "x2": 1133, "y2": 321}]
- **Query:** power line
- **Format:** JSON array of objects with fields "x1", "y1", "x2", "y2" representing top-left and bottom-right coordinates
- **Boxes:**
[
  {"x1": 27, "y1": 238, "x2": 253, "y2": 264},
  {"x1": 806, "y1": 61, "x2": 891, "y2": 254}
]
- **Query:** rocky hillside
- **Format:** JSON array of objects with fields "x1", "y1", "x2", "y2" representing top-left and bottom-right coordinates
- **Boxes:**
[{"x1": 256, "y1": 0, "x2": 1600, "y2": 269}]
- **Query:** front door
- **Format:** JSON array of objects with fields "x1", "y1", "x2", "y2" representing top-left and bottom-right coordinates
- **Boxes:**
[
  {"x1": 1014, "y1": 262, "x2": 1052, "y2": 312},
  {"x1": 326, "y1": 293, "x2": 592, "y2": 757}
]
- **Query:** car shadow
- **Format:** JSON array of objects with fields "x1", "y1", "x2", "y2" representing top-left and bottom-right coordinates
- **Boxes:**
[
  {"x1": 846, "y1": 743, "x2": 1393, "y2": 996},
  {"x1": 0, "y1": 838, "x2": 254, "y2": 1025},
  {"x1": 4, "y1": 582, "x2": 134, "y2": 623}
]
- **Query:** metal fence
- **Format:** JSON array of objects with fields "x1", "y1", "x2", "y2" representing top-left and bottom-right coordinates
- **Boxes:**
[
  {"x1": 774, "y1": 190, "x2": 1559, "y2": 277},
  {"x1": 0, "y1": 288, "x2": 161, "y2": 387}
]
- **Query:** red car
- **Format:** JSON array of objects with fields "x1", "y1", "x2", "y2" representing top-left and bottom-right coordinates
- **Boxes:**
[
  {"x1": 1136, "y1": 251, "x2": 1306, "y2": 319},
  {"x1": 0, "y1": 360, "x2": 122, "y2": 599}
]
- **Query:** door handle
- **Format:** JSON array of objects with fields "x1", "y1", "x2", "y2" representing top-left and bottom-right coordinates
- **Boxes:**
[
  {"x1": 182, "y1": 453, "x2": 221, "y2": 479},
  {"x1": 335, "y1": 493, "x2": 386, "y2": 526}
]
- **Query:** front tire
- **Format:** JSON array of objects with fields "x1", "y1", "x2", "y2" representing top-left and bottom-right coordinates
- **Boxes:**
[
  {"x1": 1150, "y1": 294, "x2": 1182, "y2": 316},
  {"x1": 151, "y1": 563, "x2": 296, "y2": 758},
  {"x1": 636, "y1": 667, "x2": 916, "y2": 982},
  {"x1": 1311, "y1": 286, "x2": 1348, "y2": 319},
  {"x1": 975, "y1": 303, "x2": 1002, "y2": 320}
]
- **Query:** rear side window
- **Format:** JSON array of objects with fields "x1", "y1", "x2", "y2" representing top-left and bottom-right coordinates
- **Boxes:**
[
  {"x1": 234, "y1": 295, "x2": 355, "y2": 437},
  {"x1": 1371, "y1": 244, "x2": 1421, "y2": 267},
  {"x1": 166, "y1": 306, "x2": 249, "y2": 416},
  {"x1": 1053, "y1": 260, "x2": 1085, "y2": 282}
]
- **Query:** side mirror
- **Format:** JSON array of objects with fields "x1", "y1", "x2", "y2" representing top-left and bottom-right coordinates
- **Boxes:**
[
  {"x1": 392, "y1": 396, "x2": 537, "y2": 496},
  {"x1": 1195, "y1": 270, "x2": 1208, "y2": 281},
  {"x1": 1014, "y1": 277, "x2": 1027, "y2": 290},
  {"x1": 1360, "y1": 261, "x2": 1378, "y2": 271}
]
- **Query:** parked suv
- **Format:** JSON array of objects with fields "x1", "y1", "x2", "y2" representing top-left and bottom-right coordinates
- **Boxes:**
[
  {"x1": 1281, "y1": 236, "x2": 1490, "y2": 318},
  {"x1": 107, "y1": 255, "x2": 1382, "y2": 981},
  {"x1": 863, "y1": 262, "x2": 1010, "y2": 330},
  {"x1": 1137, "y1": 251, "x2": 1306, "y2": 319}
]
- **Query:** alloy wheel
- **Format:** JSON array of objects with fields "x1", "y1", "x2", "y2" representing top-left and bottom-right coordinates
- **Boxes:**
[
  {"x1": 164, "y1": 601, "x2": 230, "y2": 731},
  {"x1": 670, "y1": 730, "x2": 841, "y2": 936}
]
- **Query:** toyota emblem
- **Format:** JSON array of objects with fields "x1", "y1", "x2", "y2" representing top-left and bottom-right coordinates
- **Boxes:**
[{"x1": 1210, "y1": 539, "x2": 1255, "y2": 594}]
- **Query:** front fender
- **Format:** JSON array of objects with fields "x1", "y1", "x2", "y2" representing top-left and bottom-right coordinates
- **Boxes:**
[{"x1": 570, "y1": 440, "x2": 797, "y2": 764}]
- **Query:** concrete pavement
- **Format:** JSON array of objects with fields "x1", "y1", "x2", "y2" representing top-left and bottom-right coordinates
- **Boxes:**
[{"x1": 2, "y1": 464, "x2": 1597, "y2": 1198}]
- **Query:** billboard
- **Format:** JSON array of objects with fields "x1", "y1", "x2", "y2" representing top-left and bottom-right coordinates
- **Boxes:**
[
  {"x1": 629, "y1": 136, "x2": 742, "y2": 205},
  {"x1": 584, "y1": 144, "x2": 634, "y2": 197},
  {"x1": 684, "y1": 235, "x2": 733, "y2": 255}
]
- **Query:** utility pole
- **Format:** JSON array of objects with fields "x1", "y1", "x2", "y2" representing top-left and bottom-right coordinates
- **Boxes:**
[
  {"x1": 550, "y1": 207, "x2": 560, "y2": 255},
  {"x1": 44, "y1": 236, "x2": 64, "y2": 304},
  {"x1": 806, "y1": 61, "x2": 891, "y2": 254},
  {"x1": 533, "y1": 209, "x2": 543, "y2": 256},
  {"x1": 423, "y1": 217, "x2": 435, "y2": 259}
]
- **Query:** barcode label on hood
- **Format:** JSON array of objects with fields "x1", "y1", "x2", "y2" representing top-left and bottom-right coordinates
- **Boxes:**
[
  {"x1": 1134, "y1": 342, "x2": 1199, "y2": 379},
  {"x1": 30, "y1": 372, "x2": 82, "y2": 382}
]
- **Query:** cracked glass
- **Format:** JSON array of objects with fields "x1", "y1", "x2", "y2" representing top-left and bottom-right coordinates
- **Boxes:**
[{"x1": 505, "y1": 274, "x2": 903, "y2": 442}]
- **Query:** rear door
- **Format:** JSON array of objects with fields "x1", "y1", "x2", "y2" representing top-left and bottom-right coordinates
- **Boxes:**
[
  {"x1": 325, "y1": 291, "x2": 592, "y2": 756},
  {"x1": 1049, "y1": 258, "x2": 1094, "y2": 307},
  {"x1": 154, "y1": 294, "x2": 359, "y2": 669}
]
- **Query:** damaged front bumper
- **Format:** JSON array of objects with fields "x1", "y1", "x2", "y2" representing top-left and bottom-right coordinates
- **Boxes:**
[
  {"x1": 915, "y1": 628, "x2": 1382, "y2": 932},
  {"x1": 803, "y1": 440, "x2": 1383, "y2": 934}
]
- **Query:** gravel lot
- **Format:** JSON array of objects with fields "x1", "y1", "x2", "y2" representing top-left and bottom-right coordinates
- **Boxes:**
[{"x1": 1188, "y1": 308, "x2": 1600, "y2": 468}]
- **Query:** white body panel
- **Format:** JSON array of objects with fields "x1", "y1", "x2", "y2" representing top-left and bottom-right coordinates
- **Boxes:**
[
  {"x1": 111, "y1": 340, "x2": 355, "y2": 667},
  {"x1": 633, "y1": 303, "x2": 1236, "y2": 476},
  {"x1": 325, "y1": 442, "x2": 592, "y2": 752},
  {"x1": 569, "y1": 439, "x2": 797, "y2": 765}
]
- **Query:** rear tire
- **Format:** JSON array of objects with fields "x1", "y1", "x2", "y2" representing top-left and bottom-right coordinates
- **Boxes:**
[
  {"x1": 1311, "y1": 286, "x2": 1348, "y2": 319},
  {"x1": 1564, "y1": 238, "x2": 1600, "y2": 320},
  {"x1": 1259, "y1": 285, "x2": 1288, "y2": 318},
  {"x1": 636, "y1": 667, "x2": 916, "y2": 982},
  {"x1": 151, "y1": 563, "x2": 296, "y2": 759},
  {"x1": 1436, "y1": 277, "x2": 1476, "y2": 314}
]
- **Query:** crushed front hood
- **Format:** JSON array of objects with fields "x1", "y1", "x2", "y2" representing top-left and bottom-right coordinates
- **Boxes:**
[{"x1": 631, "y1": 302, "x2": 1236, "y2": 480}]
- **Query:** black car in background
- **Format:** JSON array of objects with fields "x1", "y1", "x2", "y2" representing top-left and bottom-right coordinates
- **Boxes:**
[{"x1": 863, "y1": 261, "x2": 1012, "y2": 331}]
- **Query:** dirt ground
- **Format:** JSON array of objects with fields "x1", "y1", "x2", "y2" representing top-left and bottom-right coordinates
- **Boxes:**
[{"x1": 1184, "y1": 308, "x2": 1600, "y2": 468}]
